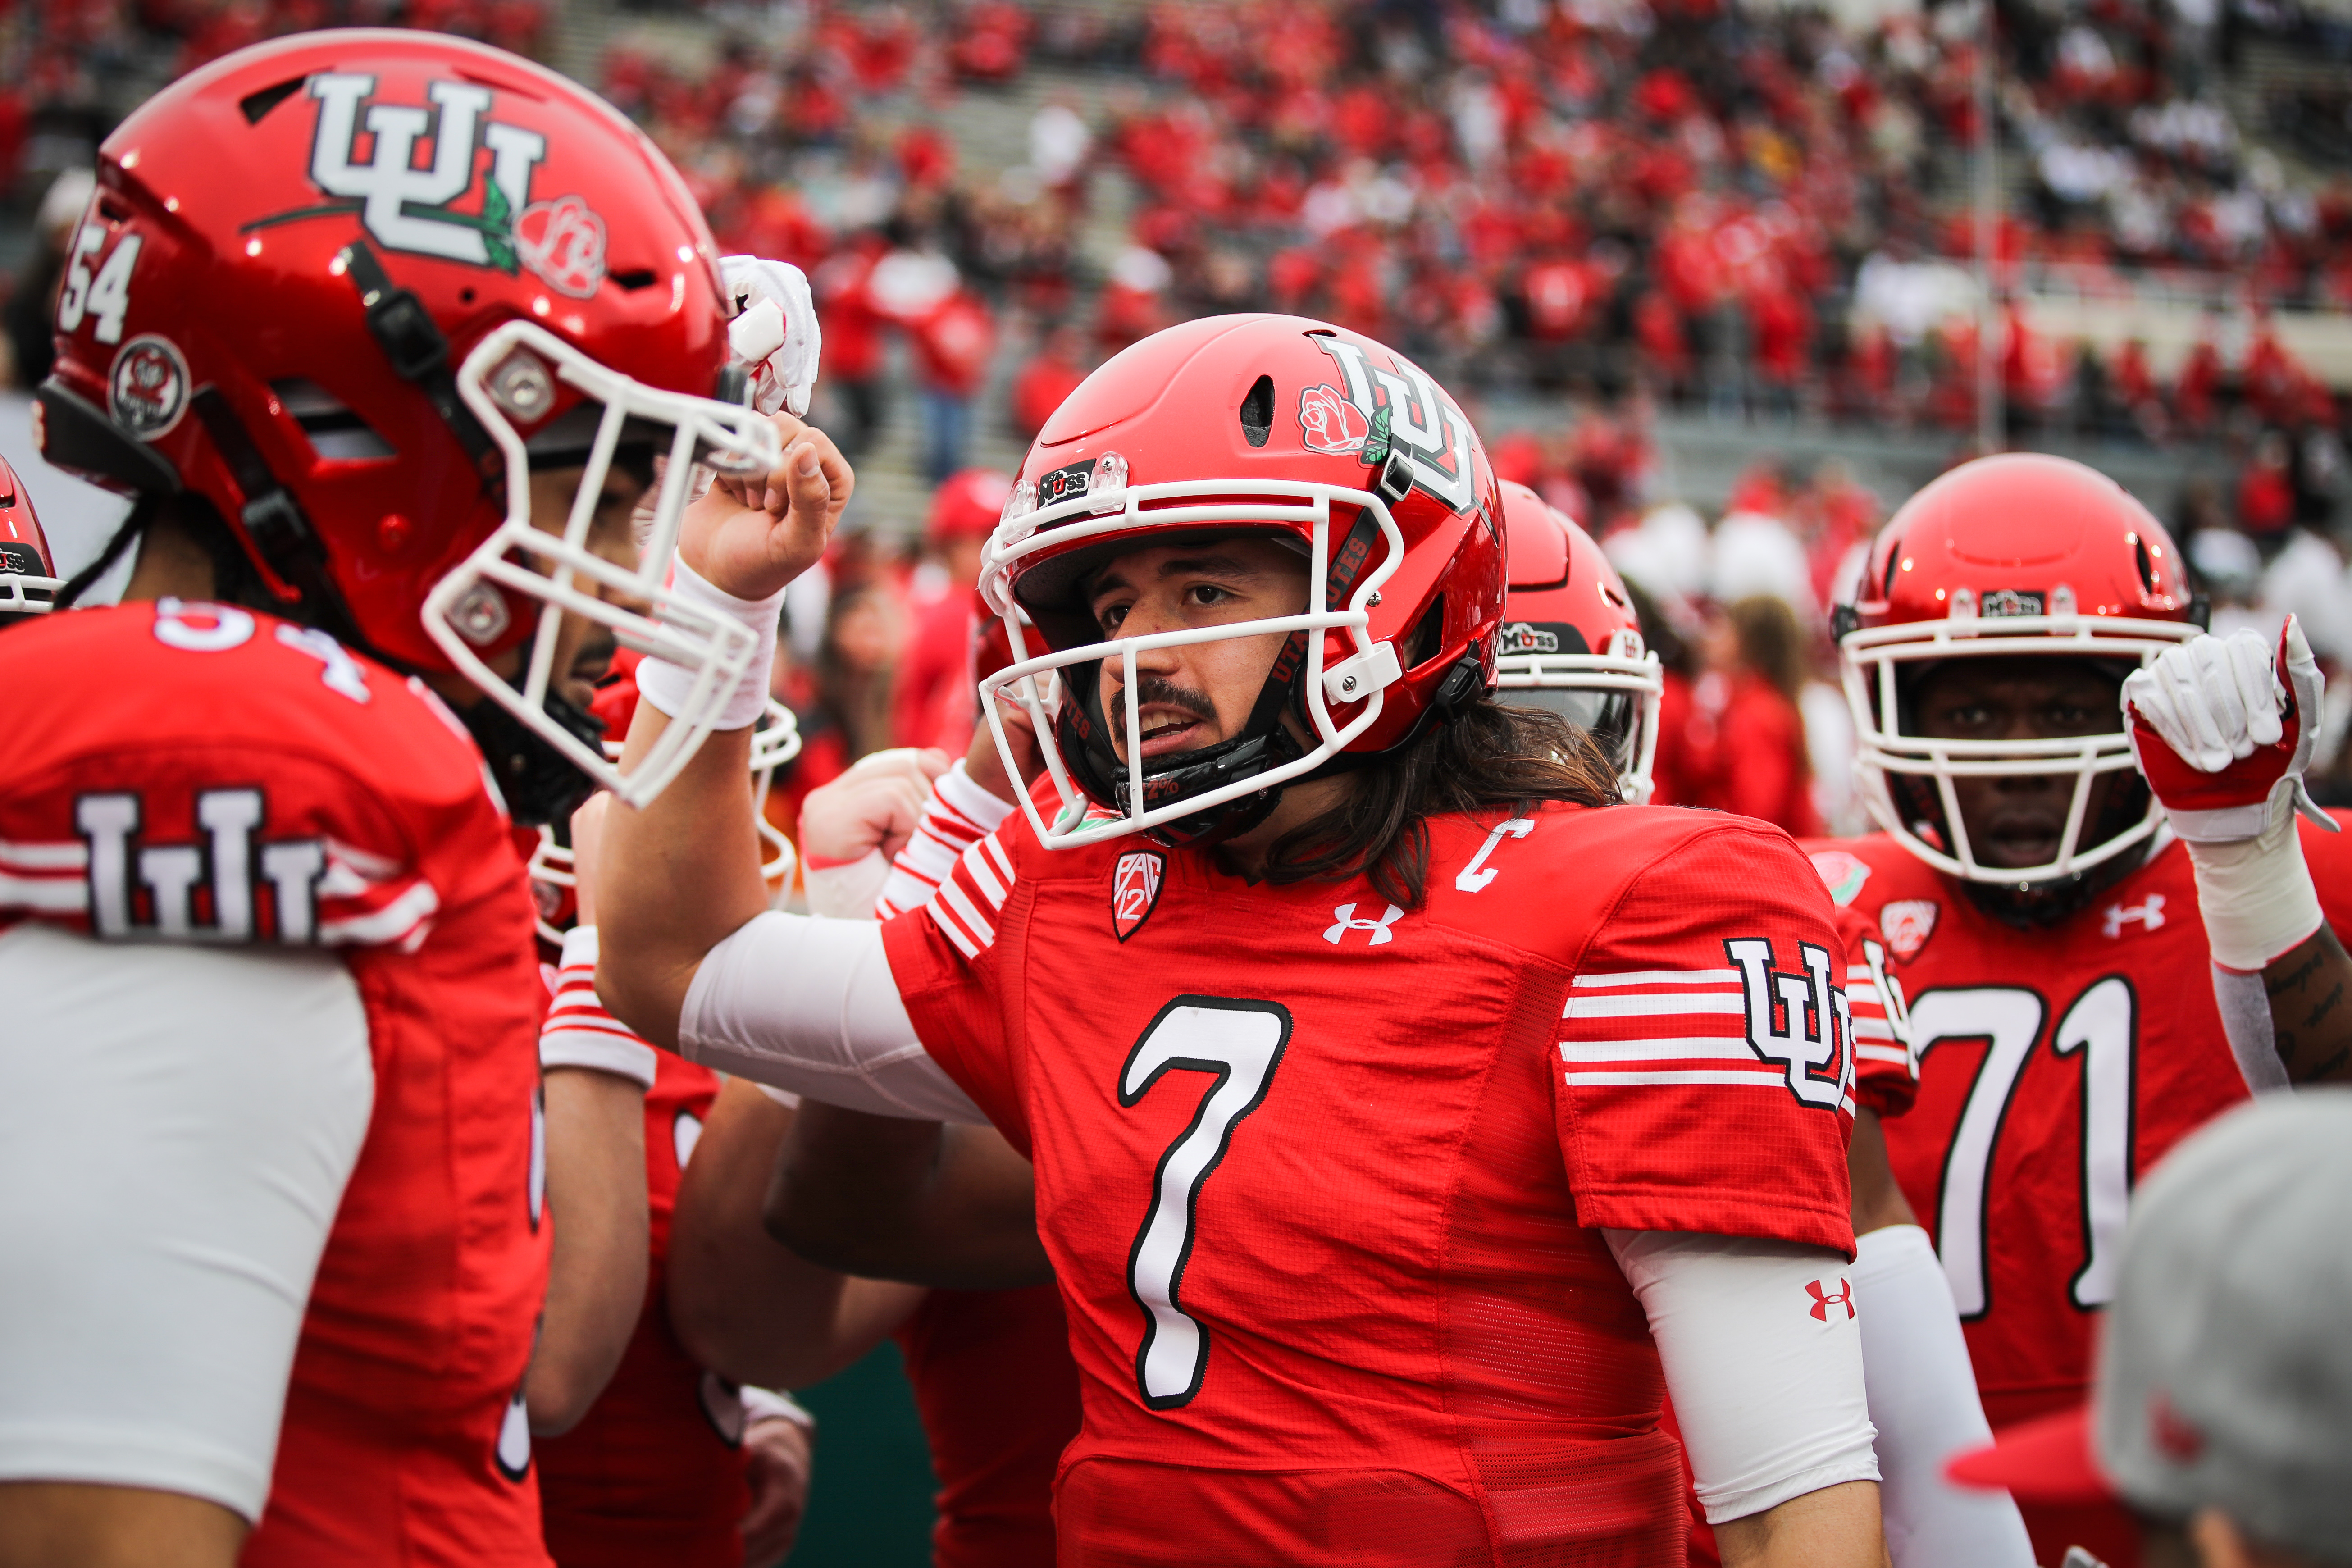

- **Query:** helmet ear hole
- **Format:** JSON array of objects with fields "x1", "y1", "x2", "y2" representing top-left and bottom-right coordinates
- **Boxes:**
[
  {"x1": 2134, "y1": 535, "x2": 2155, "y2": 595},
  {"x1": 1240, "y1": 375, "x2": 1274, "y2": 448},
  {"x1": 1404, "y1": 596, "x2": 1445, "y2": 670}
]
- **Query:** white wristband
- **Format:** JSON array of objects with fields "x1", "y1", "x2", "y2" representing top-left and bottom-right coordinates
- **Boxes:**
[
  {"x1": 636, "y1": 557, "x2": 784, "y2": 732},
  {"x1": 539, "y1": 926, "x2": 659, "y2": 1089},
  {"x1": 2184, "y1": 784, "x2": 2325, "y2": 972},
  {"x1": 740, "y1": 1385, "x2": 815, "y2": 1429},
  {"x1": 804, "y1": 849, "x2": 890, "y2": 920}
]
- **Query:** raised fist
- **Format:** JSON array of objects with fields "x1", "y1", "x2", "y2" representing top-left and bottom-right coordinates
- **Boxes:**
[{"x1": 2122, "y1": 618, "x2": 2334, "y2": 843}]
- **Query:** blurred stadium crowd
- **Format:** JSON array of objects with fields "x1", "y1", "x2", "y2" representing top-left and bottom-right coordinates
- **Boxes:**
[{"x1": 7, "y1": 0, "x2": 2352, "y2": 861}]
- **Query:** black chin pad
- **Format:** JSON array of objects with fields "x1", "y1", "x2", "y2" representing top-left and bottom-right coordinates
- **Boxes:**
[{"x1": 458, "y1": 690, "x2": 606, "y2": 828}]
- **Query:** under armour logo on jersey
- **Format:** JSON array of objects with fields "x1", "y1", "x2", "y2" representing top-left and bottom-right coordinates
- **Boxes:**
[
  {"x1": 1323, "y1": 902, "x2": 1404, "y2": 946},
  {"x1": 1806, "y1": 1278, "x2": 1855, "y2": 1321},
  {"x1": 2103, "y1": 894, "x2": 2166, "y2": 939},
  {"x1": 1726, "y1": 936, "x2": 1853, "y2": 1111}
]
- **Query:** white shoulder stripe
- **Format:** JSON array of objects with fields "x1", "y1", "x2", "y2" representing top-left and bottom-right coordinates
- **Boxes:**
[
  {"x1": 959, "y1": 843, "x2": 1007, "y2": 911},
  {"x1": 1559, "y1": 1037, "x2": 1763, "y2": 1064},
  {"x1": 318, "y1": 879, "x2": 441, "y2": 947},
  {"x1": 1570, "y1": 968, "x2": 1739, "y2": 989},
  {"x1": 0, "y1": 839, "x2": 90, "y2": 871},
  {"x1": 936, "y1": 877, "x2": 996, "y2": 950},
  {"x1": 981, "y1": 834, "x2": 1016, "y2": 887},
  {"x1": 0, "y1": 872, "x2": 91, "y2": 912},
  {"x1": 1566, "y1": 991, "x2": 1744, "y2": 1020},
  {"x1": 1563, "y1": 1067, "x2": 1789, "y2": 1088},
  {"x1": 926, "y1": 898, "x2": 982, "y2": 961}
]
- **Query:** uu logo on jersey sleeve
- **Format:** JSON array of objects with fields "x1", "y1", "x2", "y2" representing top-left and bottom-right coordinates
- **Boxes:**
[
  {"x1": 1296, "y1": 337, "x2": 1478, "y2": 515},
  {"x1": 1725, "y1": 936, "x2": 1852, "y2": 1110},
  {"x1": 253, "y1": 74, "x2": 607, "y2": 297},
  {"x1": 1111, "y1": 849, "x2": 1165, "y2": 943}
]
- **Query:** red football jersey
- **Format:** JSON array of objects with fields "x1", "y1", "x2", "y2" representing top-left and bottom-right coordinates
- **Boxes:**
[
  {"x1": 881, "y1": 798, "x2": 1857, "y2": 1565},
  {"x1": 1805, "y1": 826, "x2": 2352, "y2": 1430},
  {"x1": 0, "y1": 601, "x2": 551, "y2": 1566},
  {"x1": 894, "y1": 1283, "x2": 1081, "y2": 1568},
  {"x1": 538, "y1": 1051, "x2": 749, "y2": 1568}
]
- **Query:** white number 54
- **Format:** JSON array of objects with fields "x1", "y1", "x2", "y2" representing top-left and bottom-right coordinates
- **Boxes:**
[{"x1": 57, "y1": 222, "x2": 143, "y2": 346}]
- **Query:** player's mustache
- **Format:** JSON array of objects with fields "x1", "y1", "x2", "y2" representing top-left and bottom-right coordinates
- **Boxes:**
[{"x1": 1108, "y1": 676, "x2": 1217, "y2": 724}]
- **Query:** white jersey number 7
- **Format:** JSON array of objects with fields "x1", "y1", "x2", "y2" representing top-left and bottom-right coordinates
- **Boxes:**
[{"x1": 1118, "y1": 996, "x2": 1293, "y2": 1410}]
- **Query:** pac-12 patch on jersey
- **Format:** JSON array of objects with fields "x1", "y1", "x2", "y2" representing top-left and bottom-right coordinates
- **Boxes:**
[{"x1": 1112, "y1": 850, "x2": 1164, "y2": 942}]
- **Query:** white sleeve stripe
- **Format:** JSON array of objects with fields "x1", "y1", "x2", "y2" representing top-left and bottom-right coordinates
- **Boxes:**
[
  {"x1": 1571, "y1": 967, "x2": 1740, "y2": 989},
  {"x1": 926, "y1": 897, "x2": 983, "y2": 960},
  {"x1": 1845, "y1": 983, "x2": 1881, "y2": 1005},
  {"x1": 983, "y1": 834, "x2": 1016, "y2": 886},
  {"x1": 0, "y1": 839, "x2": 89, "y2": 870},
  {"x1": 1566, "y1": 992, "x2": 1745, "y2": 1019},
  {"x1": 1560, "y1": 1037, "x2": 1766, "y2": 1064},
  {"x1": 1852, "y1": 1020, "x2": 1897, "y2": 1041},
  {"x1": 936, "y1": 876, "x2": 996, "y2": 948},
  {"x1": 958, "y1": 843, "x2": 1007, "y2": 909},
  {"x1": 0, "y1": 872, "x2": 91, "y2": 912},
  {"x1": 1565, "y1": 1067, "x2": 1791, "y2": 1088},
  {"x1": 1856, "y1": 1044, "x2": 1911, "y2": 1065},
  {"x1": 316, "y1": 880, "x2": 441, "y2": 947}
]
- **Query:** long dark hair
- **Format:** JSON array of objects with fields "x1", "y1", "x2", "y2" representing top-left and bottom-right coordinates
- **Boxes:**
[{"x1": 1255, "y1": 699, "x2": 1623, "y2": 908}]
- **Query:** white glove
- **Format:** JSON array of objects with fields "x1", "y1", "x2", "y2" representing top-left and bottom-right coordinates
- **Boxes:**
[
  {"x1": 720, "y1": 255, "x2": 822, "y2": 418},
  {"x1": 2123, "y1": 619, "x2": 2337, "y2": 972}
]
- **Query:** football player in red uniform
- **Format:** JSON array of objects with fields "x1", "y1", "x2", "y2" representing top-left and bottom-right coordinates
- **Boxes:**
[
  {"x1": 0, "y1": 31, "x2": 780, "y2": 1568},
  {"x1": 601, "y1": 315, "x2": 1888, "y2": 1565},
  {"x1": 0, "y1": 452, "x2": 59, "y2": 621},
  {"x1": 1806, "y1": 453, "x2": 2352, "y2": 1568}
]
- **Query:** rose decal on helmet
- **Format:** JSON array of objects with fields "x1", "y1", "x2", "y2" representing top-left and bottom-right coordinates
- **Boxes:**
[
  {"x1": 513, "y1": 195, "x2": 609, "y2": 299},
  {"x1": 1298, "y1": 383, "x2": 1369, "y2": 455}
]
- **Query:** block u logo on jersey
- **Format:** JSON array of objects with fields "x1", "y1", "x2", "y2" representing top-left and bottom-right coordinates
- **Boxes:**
[{"x1": 1725, "y1": 937, "x2": 1853, "y2": 1110}]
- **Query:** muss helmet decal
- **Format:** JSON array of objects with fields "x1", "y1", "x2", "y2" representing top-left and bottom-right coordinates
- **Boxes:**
[
  {"x1": 1295, "y1": 337, "x2": 1477, "y2": 515},
  {"x1": 258, "y1": 73, "x2": 606, "y2": 297}
]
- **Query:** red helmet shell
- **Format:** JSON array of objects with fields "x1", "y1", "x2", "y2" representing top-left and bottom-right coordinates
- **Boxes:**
[
  {"x1": 38, "y1": 30, "x2": 732, "y2": 673},
  {"x1": 1498, "y1": 479, "x2": 1641, "y2": 655},
  {"x1": 929, "y1": 468, "x2": 1013, "y2": 545},
  {"x1": 996, "y1": 313, "x2": 1504, "y2": 756},
  {"x1": 1854, "y1": 453, "x2": 2190, "y2": 631},
  {"x1": 0, "y1": 451, "x2": 59, "y2": 615}
]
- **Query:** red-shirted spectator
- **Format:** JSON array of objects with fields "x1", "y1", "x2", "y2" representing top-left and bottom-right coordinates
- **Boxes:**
[
  {"x1": 812, "y1": 234, "x2": 889, "y2": 457},
  {"x1": 1011, "y1": 324, "x2": 1089, "y2": 440},
  {"x1": 911, "y1": 289, "x2": 997, "y2": 484},
  {"x1": 2238, "y1": 430, "x2": 2297, "y2": 542},
  {"x1": 894, "y1": 469, "x2": 1012, "y2": 755},
  {"x1": 1681, "y1": 596, "x2": 1822, "y2": 837}
]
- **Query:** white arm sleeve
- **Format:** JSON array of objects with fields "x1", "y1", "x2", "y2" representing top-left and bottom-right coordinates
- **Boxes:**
[
  {"x1": 1851, "y1": 1225, "x2": 2036, "y2": 1567},
  {"x1": 1604, "y1": 1229, "x2": 1880, "y2": 1525},
  {"x1": 678, "y1": 910, "x2": 987, "y2": 1124},
  {"x1": 0, "y1": 924, "x2": 374, "y2": 1521}
]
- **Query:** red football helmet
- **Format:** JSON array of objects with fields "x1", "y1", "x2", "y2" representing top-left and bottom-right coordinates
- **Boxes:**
[
  {"x1": 0, "y1": 453, "x2": 60, "y2": 620},
  {"x1": 1491, "y1": 481, "x2": 1662, "y2": 802},
  {"x1": 35, "y1": 31, "x2": 779, "y2": 814},
  {"x1": 929, "y1": 467, "x2": 1013, "y2": 546},
  {"x1": 975, "y1": 314, "x2": 1504, "y2": 849},
  {"x1": 1838, "y1": 453, "x2": 2200, "y2": 884}
]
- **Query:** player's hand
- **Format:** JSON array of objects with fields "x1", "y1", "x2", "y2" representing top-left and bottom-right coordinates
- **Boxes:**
[
  {"x1": 680, "y1": 410, "x2": 851, "y2": 602},
  {"x1": 965, "y1": 697, "x2": 1043, "y2": 805},
  {"x1": 798, "y1": 747, "x2": 951, "y2": 866},
  {"x1": 738, "y1": 1413, "x2": 813, "y2": 1566},
  {"x1": 2122, "y1": 617, "x2": 2335, "y2": 842},
  {"x1": 569, "y1": 794, "x2": 611, "y2": 925}
]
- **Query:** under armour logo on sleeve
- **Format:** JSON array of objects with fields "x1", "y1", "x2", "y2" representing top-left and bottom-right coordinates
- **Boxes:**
[
  {"x1": 1323, "y1": 902, "x2": 1404, "y2": 947},
  {"x1": 1806, "y1": 1278, "x2": 1855, "y2": 1321}
]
